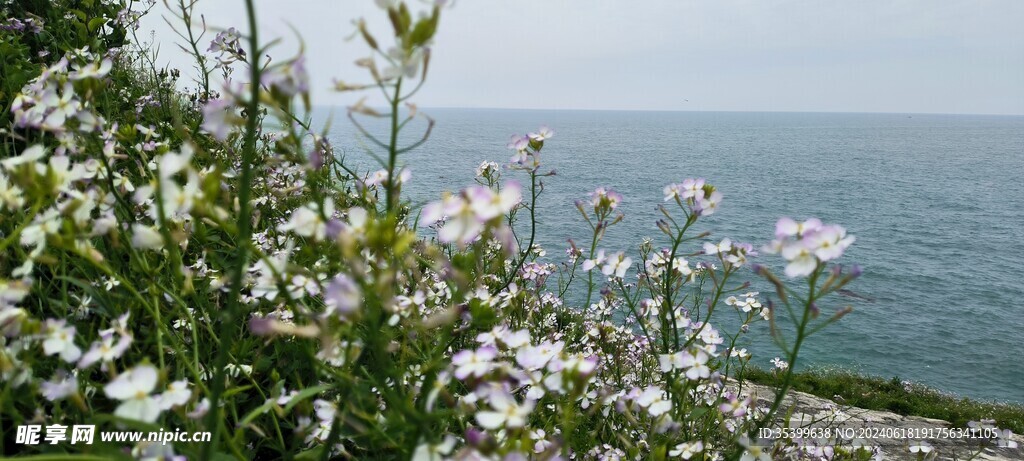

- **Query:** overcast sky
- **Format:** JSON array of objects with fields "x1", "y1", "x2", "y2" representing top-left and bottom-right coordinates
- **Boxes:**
[{"x1": 142, "y1": 1, "x2": 1024, "y2": 115}]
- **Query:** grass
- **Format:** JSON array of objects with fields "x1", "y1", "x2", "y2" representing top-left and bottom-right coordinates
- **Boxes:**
[{"x1": 742, "y1": 367, "x2": 1024, "y2": 434}]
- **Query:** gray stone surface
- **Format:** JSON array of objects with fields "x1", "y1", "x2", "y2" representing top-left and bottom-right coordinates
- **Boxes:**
[{"x1": 742, "y1": 383, "x2": 1023, "y2": 460}]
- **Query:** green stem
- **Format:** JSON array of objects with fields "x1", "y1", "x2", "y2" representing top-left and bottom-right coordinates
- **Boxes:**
[
  {"x1": 754, "y1": 267, "x2": 821, "y2": 432},
  {"x1": 583, "y1": 222, "x2": 601, "y2": 308},
  {"x1": 202, "y1": 0, "x2": 261, "y2": 457},
  {"x1": 496, "y1": 170, "x2": 539, "y2": 294},
  {"x1": 385, "y1": 78, "x2": 403, "y2": 214}
]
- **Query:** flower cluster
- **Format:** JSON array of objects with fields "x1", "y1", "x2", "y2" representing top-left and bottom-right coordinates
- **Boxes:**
[
  {"x1": 0, "y1": 2, "x2": 914, "y2": 461},
  {"x1": 508, "y1": 126, "x2": 553, "y2": 171},
  {"x1": 663, "y1": 178, "x2": 723, "y2": 216},
  {"x1": 765, "y1": 217, "x2": 856, "y2": 277},
  {"x1": 420, "y1": 182, "x2": 522, "y2": 246}
]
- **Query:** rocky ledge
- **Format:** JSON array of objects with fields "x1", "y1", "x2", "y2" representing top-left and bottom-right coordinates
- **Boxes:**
[{"x1": 743, "y1": 383, "x2": 1023, "y2": 460}]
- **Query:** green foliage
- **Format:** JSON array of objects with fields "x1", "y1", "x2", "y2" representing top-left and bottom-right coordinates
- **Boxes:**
[
  {"x1": 0, "y1": 0, "x2": 131, "y2": 126},
  {"x1": 743, "y1": 367, "x2": 1024, "y2": 433}
]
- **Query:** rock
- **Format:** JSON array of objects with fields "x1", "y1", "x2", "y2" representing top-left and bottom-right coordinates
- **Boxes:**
[{"x1": 740, "y1": 383, "x2": 1023, "y2": 461}]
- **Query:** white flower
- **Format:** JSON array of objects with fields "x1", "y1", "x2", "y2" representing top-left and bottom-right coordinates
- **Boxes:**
[
  {"x1": 279, "y1": 199, "x2": 334, "y2": 241},
  {"x1": 696, "y1": 189, "x2": 723, "y2": 216},
  {"x1": 44, "y1": 155, "x2": 92, "y2": 193},
  {"x1": 780, "y1": 240, "x2": 817, "y2": 278},
  {"x1": 0, "y1": 172, "x2": 25, "y2": 210},
  {"x1": 42, "y1": 319, "x2": 81, "y2": 363},
  {"x1": 475, "y1": 391, "x2": 534, "y2": 429},
  {"x1": 104, "y1": 365, "x2": 162, "y2": 423},
  {"x1": 131, "y1": 224, "x2": 164, "y2": 250},
  {"x1": 1, "y1": 144, "x2": 46, "y2": 169},
  {"x1": 421, "y1": 196, "x2": 481, "y2": 245},
  {"x1": 528, "y1": 126, "x2": 554, "y2": 142},
  {"x1": 601, "y1": 252, "x2": 632, "y2": 279},
  {"x1": 155, "y1": 144, "x2": 194, "y2": 178},
  {"x1": 582, "y1": 249, "x2": 606, "y2": 272},
  {"x1": 703, "y1": 238, "x2": 732, "y2": 255},
  {"x1": 908, "y1": 441, "x2": 933, "y2": 454},
  {"x1": 501, "y1": 329, "x2": 531, "y2": 349},
  {"x1": 78, "y1": 330, "x2": 133, "y2": 368},
  {"x1": 187, "y1": 398, "x2": 210, "y2": 420},
  {"x1": 659, "y1": 351, "x2": 685, "y2": 373},
  {"x1": 516, "y1": 340, "x2": 563, "y2": 370},
  {"x1": 669, "y1": 441, "x2": 703, "y2": 459},
  {"x1": 681, "y1": 349, "x2": 711, "y2": 380},
  {"x1": 0, "y1": 278, "x2": 31, "y2": 304},
  {"x1": 452, "y1": 346, "x2": 497, "y2": 379},
  {"x1": 421, "y1": 182, "x2": 521, "y2": 245},
  {"x1": 69, "y1": 58, "x2": 113, "y2": 80},
  {"x1": 636, "y1": 386, "x2": 672, "y2": 417},
  {"x1": 411, "y1": 435, "x2": 457, "y2": 461},
  {"x1": 806, "y1": 225, "x2": 855, "y2": 262},
  {"x1": 40, "y1": 84, "x2": 82, "y2": 131},
  {"x1": 775, "y1": 217, "x2": 822, "y2": 238},
  {"x1": 158, "y1": 380, "x2": 192, "y2": 410}
]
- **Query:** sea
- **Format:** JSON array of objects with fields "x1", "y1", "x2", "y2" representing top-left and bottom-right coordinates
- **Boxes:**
[{"x1": 315, "y1": 108, "x2": 1024, "y2": 403}]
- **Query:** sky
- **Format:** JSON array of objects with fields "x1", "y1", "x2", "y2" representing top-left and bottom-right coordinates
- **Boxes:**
[{"x1": 141, "y1": 1, "x2": 1024, "y2": 115}]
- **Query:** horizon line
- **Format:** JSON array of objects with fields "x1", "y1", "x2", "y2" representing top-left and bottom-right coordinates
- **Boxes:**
[{"x1": 312, "y1": 104, "x2": 1024, "y2": 117}]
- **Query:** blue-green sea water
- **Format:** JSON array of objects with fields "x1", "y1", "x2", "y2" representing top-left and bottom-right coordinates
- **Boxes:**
[{"x1": 318, "y1": 108, "x2": 1024, "y2": 403}]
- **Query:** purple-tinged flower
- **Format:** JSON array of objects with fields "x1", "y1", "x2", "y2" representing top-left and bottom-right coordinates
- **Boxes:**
[
  {"x1": 467, "y1": 182, "x2": 521, "y2": 221},
  {"x1": 324, "y1": 274, "x2": 361, "y2": 318},
  {"x1": 507, "y1": 135, "x2": 529, "y2": 152},
  {"x1": 41, "y1": 370, "x2": 78, "y2": 401},
  {"x1": 262, "y1": 55, "x2": 309, "y2": 96},
  {"x1": 421, "y1": 182, "x2": 521, "y2": 246},
  {"x1": 588, "y1": 187, "x2": 623, "y2": 213},
  {"x1": 201, "y1": 98, "x2": 233, "y2": 141},
  {"x1": 765, "y1": 218, "x2": 855, "y2": 278},
  {"x1": 694, "y1": 189, "x2": 723, "y2": 216}
]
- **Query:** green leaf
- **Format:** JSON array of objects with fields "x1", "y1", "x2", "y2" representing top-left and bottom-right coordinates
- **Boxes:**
[
  {"x1": 88, "y1": 17, "x2": 107, "y2": 33},
  {"x1": 239, "y1": 399, "x2": 275, "y2": 426},
  {"x1": 294, "y1": 446, "x2": 326, "y2": 461},
  {"x1": 282, "y1": 384, "x2": 331, "y2": 413}
]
